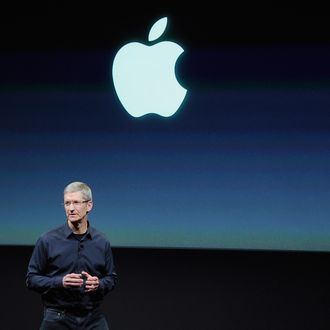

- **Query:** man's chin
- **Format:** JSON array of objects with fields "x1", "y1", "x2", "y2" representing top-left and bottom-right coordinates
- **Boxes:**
[{"x1": 68, "y1": 217, "x2": 80, "y2": 223}]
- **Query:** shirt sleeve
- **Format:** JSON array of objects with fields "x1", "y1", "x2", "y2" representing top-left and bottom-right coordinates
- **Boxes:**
[
  {"x1": 98, "y1": 240, "x2": 118, "y2": 296},
  {"x1": 26, "y1": 237, "x2": 63, "y2": 294}
]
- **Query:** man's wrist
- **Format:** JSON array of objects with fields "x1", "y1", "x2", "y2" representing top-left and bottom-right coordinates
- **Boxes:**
[{"x1": 54, "y1": 276, "x2": 64, "y2": 288}]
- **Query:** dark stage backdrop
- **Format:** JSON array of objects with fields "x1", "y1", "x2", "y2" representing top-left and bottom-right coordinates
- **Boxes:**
[
  {"x1": 1, "y1": 5, "x2": 330, "y2": 251},
  {"x1": 1, "y1": 6, "x2": 330, "y2": 330},
  {"x1": 1, "y1": 245, "x2": 330, "y2": 330}
]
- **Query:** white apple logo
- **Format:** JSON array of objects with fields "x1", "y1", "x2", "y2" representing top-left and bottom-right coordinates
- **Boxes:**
[{"x1": 112, "y1": 17, "x2": 187, "y2": 118}]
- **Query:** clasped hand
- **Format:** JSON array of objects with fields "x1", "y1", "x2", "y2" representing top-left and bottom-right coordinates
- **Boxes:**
[{"x1": 62, "y1": 271, "x2": 99, "y2": 292}]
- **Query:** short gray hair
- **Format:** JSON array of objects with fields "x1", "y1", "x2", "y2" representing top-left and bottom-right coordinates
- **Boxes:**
[{"x1": 64, "y1": 181, "x2": 92, "y2": 201}]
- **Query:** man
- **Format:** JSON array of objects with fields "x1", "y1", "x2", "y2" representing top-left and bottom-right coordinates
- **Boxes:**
[{"x1": 26, "y1": 181, "x2": 118, "y2": 329}]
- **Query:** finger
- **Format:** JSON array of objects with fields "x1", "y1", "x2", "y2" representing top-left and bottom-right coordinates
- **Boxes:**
[
  {"x1": 67, "y1": 278, "x2": 83, "y2": 284},
  {"x1": 85, "y1": 286, "x2": 92, "y2": 292},
  {"x1": 64, "y1": 275, "x2": 83, "y2": 286},
  {"x1": 86, "y1": 281, "x2": 98, "y2": 288},
  {"x1": 66, "y1": 274, "x2": 83, "y2": 281},
  {"x1": 66, "y1": 279, "x2": 83, "y2": 285},
  {"x1": 85, "y1": 276, "x2": 96, "y2": 283},
  {"x1": 85, "y1": 286, "x2": 96, "y2": 292},
  {"x1": 85, "y1": 276, "x2": 98, "y2": 286},
  {"x1": 81, "y1": 271, "x2": 91, "y2": 278},
  {"x1": 65, "y1": 282, "x2": 83, "y2": 287},
  {"x1": 67, "y1": 273, "x2": 83, "y2": 279}
]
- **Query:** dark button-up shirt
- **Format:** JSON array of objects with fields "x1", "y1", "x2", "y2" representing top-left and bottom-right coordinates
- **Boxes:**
[{"x1": 26, "y1": 222, "x2": 118, "y2": 311}]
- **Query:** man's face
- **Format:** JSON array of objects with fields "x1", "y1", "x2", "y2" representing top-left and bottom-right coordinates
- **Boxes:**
[{"x1": 64, "y1": 191, "x2": 93, "y2": 223}]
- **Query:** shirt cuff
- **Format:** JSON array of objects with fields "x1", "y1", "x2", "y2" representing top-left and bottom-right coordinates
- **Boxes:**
[{"x1": 53, "y1": 276, "x2": 63, "y2": 288}]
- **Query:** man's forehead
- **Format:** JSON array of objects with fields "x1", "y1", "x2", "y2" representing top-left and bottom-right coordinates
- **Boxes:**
[{"x1": 64, "y1": 191, "x2": 84, "y2": 200}]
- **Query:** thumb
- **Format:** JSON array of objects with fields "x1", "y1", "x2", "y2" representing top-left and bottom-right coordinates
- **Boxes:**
[{"x1": 81, "y1": 271, "x2": 91, "y2": 278}]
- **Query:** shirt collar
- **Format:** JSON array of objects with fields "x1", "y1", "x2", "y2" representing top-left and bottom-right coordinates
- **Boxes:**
[{"x1": 64, "y1": 221, "x2": 93, "y2": 239}]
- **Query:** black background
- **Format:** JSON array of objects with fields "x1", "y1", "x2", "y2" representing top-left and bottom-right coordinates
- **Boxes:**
[
  {"x1": 1, "y1": 3, "x2": 329, "y2": 49},
  {"x1": 1, "y1": 3, "x2": 330, "y2": 330},
  {"x1": 2, "y1": 246, "x2": 330, "y2": 329}
]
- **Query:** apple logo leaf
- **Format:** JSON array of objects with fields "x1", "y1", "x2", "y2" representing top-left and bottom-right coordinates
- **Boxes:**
[{"x1": 148, "y1": 17, "x2": 168, "y2": 42}]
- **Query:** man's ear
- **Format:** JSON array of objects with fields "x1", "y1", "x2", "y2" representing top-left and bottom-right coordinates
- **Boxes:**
[{"x1": 87, "y1": 200, "x2": 93, "y2": 212}]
